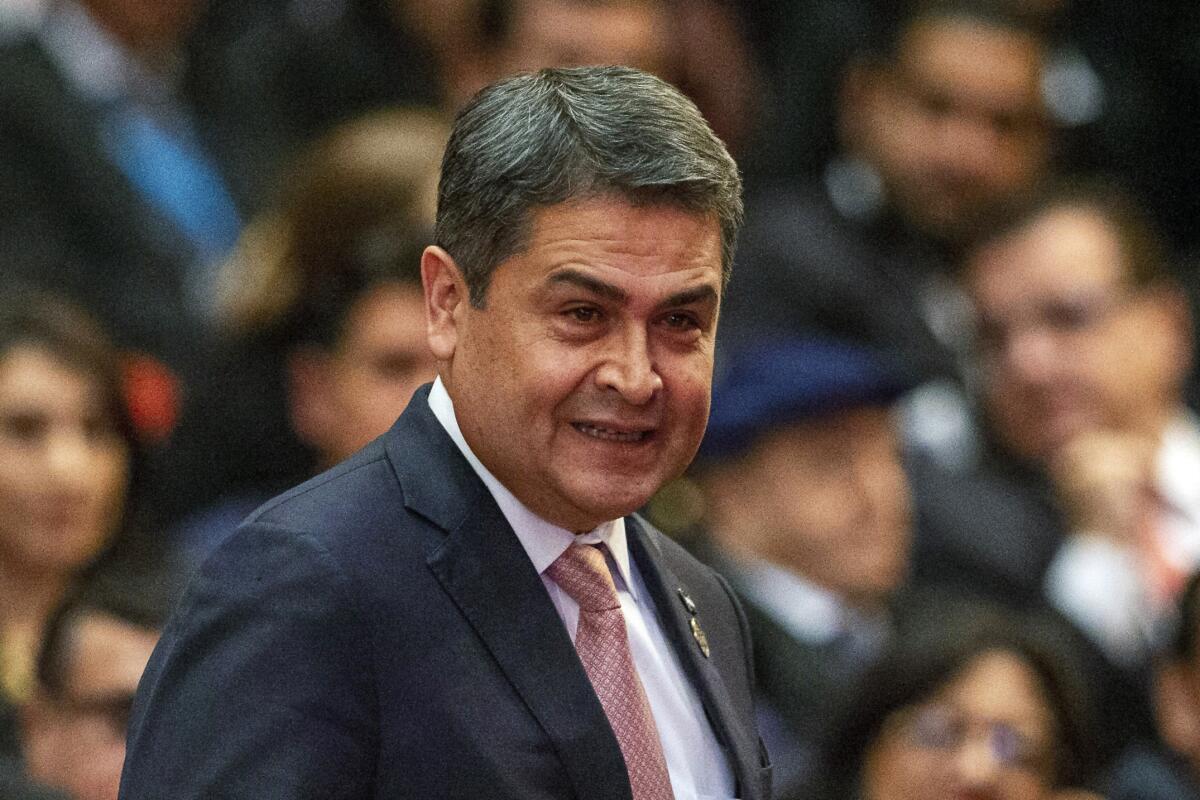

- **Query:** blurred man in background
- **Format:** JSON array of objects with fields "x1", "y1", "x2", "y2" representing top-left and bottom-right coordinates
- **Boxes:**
[
  {"x1": 965, "y1": 178, "x2": 1198, "y2": 671},
  {"x1": 720, "y1": 0, "x2": 1054, "y2": 467},
  {"x1": 679, "y1": 334, "x2": 1064, "y2": 796}
]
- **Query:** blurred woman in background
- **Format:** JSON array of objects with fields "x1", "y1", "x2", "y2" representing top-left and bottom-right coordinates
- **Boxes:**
[
  {"x1": 0, "y1": 287, "x2": 139, "y2": 740},
  {"x1": 822, "y1": 605, "x2": 1102, "y2": 800}
]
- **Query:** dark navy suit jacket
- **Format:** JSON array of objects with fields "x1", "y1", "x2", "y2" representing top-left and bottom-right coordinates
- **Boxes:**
[{"x1": 119, "y1": 386, "x2": 770, "y2": 799}]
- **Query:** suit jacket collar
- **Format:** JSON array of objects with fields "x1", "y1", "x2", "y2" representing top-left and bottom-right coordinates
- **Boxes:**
[
  {"x1": 385, "y1": 386, "x2": 761, "y2": 799},
  {"x1": 388, "y1": 387, "x2": 632, "y2": 800},
  {"x1": 627, "y1": 522, "x2": 765, "y2": 798}
]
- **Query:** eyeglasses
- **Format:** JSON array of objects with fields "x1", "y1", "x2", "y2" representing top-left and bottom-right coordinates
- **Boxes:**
[
  {"x1": 895, "y1": 704, "x2": 1052, "y2": 775},
  {"x1": 973, "y1": 287, "x2": 1137, "y2": 363}
]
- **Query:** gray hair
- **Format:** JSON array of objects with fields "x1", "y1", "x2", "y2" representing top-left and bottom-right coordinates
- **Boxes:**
[{"x1": 435, "y1": 65, "x2": 743, "y2": 306}]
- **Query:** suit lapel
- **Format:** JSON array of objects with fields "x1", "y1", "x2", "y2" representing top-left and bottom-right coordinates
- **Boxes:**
[
  {"x1": 627, "y1": 519, "x2": 762, "y2": 798},
  {"x1": 387, "y1": 390, "x2": 632, "y2": 800}
]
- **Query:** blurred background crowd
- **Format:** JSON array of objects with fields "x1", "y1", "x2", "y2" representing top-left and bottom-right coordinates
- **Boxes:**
[{"x1": 1, "y1": 0, "x2": 1200, "y2": 798}]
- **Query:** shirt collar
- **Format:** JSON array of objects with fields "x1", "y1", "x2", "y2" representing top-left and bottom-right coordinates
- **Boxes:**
[
  {"x1": 427, "y1": 378, "x2": 637, "y2": 599},
  {"x1": 731, "y1": 557, "x2": 856, "y2": 645},
  {"x1": 1158, "y1": 411, "x2": 1200, "y2": 523}
]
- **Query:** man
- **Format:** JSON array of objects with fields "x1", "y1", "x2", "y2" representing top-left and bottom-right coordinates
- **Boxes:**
[
  {"x1": 964, "y1": 178, "x2": 1198, "y2": 669},
  {"x1": 119, "y1": 66, "x2": 768, "y2": 799},
  {"x1": 687, "y1": 336, "x2": 914, "y2": 798},
  {"x1": 0, "y1": 0, "x2": 244, "y2": 363},
  {"x1": 719, "y1": 0, "x2": 1053, "y2": 465},
  {"x1": 169, "y1": 250, "x2": 438, "y2": 564},
  {"x1": 680, "y1": 334, "x2": 1054, "y2": 796}
]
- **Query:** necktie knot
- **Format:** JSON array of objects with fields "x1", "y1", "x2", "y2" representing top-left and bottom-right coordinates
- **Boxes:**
[{"x1": 546, "y1": 543, "x2": 620, "y2": 612}]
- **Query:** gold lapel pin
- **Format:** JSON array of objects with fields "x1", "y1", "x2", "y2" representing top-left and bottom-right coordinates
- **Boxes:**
[{"x1": 690, "y1": 617, "x2": 710, "y2": 658}]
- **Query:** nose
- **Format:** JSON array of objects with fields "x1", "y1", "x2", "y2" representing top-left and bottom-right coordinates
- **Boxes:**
[
  {"x1": 936, "y1": 113, "x2": 996, "y2": 180},
  {"x1": 995, "y1": 324, "x2": 1061, "y2": 386},
  {"x1": 954, "y1": 735, "x2": 1004, "y2": 789},
  {"x1": 45, "y1": 428, "x2": 91, "y2": 488},
  {"x1": 594, "y1": 326, "x2": 663, "y2": 406}
]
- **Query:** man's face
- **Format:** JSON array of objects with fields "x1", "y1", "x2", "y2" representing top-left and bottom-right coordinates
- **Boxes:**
[
  {"x1": 847, "y1": 16, "x2": 1049, "y2": 243},
  {"x1": 24, "y1": 613, "x2": 159, "y2": 800},
  {"x1": 498, "y1": 0, "x2": 673, "y2": 80},
  {"x1": 427, "y1": 198, "x2": 723, "y2": 532},
  {"x1": 722, "y1": 407, "x2": 912, "y2": 604},
  {"x1": 967, "y1": 206, "x2": 1188, "y2": 463},
  {"x1": 290, "y1": 283, "x2": 437, "y2": 468}
]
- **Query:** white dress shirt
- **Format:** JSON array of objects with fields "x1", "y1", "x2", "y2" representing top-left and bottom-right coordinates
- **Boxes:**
[
  {"x1": 1046, "y1": 412, "x2": 1200, "y2": 666},
  {"x1": 429, "y1": 378, "x2": 736, "y2": 800}
]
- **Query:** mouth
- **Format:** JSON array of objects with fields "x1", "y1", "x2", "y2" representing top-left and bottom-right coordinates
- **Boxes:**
[{"x1": 571, "y1": 422, "x2": 654, "y2": 444}]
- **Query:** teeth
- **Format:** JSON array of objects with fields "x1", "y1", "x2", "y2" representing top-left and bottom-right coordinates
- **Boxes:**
[{"x1": 574, "y1": 423, "x2": 648, "y2": 443}]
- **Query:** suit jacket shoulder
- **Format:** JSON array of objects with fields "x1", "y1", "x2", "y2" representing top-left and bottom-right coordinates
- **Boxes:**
[{"x1": 121, "y1": 388, "x2": 769, "y2": 799}]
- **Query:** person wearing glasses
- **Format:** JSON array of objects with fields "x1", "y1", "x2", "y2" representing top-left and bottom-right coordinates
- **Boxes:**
[
  {"x1": 963, "y1": 178, "x2": 1199, "y2": 673},
  {"x1": 820, "y1": 605, "x2": 1101, "y2": 800}
]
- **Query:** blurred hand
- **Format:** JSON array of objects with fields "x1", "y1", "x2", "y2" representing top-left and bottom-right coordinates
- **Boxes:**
[{"x1": 1049, "y1": 430, "x2": 1158, "y2": 544}]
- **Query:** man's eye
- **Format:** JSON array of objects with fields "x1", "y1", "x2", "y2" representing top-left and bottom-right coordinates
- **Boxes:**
[
  {"x1": 566, "y1": 306, "x2": 601, "y2": 323},
  {"x1": 662, "y1": 312, "x2": 699, "y2": 330}
]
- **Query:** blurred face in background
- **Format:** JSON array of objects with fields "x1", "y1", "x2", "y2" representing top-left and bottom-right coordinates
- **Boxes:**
[
  {"x1": 707, "y1": 406, "x2": 912, "y2": 608},
  {"x1": 0, "y1": 346, "x2": 128, "y2": 576},
  {"x1": 966, "y1": 206, "x2": 1188, "y2": 463},
  {"x1": 844, "y1": 15, "x2": 1049, "y2": 244},
  {"x1": 862, "y1": 649, "x2": 1058, "y2": 800},
  {"x1": 24, "y1": 612, "x2": 158, "y2": 800},
  {"x1": 290, "y1": 283, "x2": 438, "y2": 468},
  {"x1": 496, "y1": 0, "x2": 673, "y2": 80}
]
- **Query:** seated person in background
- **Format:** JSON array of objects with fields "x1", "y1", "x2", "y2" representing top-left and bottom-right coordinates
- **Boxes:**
[
  {"x1": 963, "y1": 177, "x2": 1198, "y2": 672},
  {"x1": 19, "y1": 537, "x2": 186, "y2": 800},
  {"x1": 719, "y1": 0, "x2": 1056, "y2": 468},
  {"x1": 684, "y1": 335, "x2": 916, "y2": 798},
  {"x1": 821, "y1": 604, "x2": 1102, "y2": 800},
  {"x1": 0, "y1": 287, "x2": 142, "y2": 751},
  {"x1": 161, "y1": 110, "x2": 446, "y2": 528},
  {"x1": 667, "y1": 334, "x2": 1063, "y2": 797},
  {"x1": 1107, "y1": 571, "x2": 1200, "y2": 799}
]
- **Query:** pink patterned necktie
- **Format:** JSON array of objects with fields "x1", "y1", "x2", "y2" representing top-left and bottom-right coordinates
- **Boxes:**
[{"x1": 546, "y1": 543, "x2": 676, "y2": 800}]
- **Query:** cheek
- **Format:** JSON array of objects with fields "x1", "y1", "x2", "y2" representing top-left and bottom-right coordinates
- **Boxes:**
[
  {"x1": 864, "y1": 739, "x2": 946, "y2": 800},
  {"x1": 83, "y1": 446, "x2": 130, "y2": 532}
]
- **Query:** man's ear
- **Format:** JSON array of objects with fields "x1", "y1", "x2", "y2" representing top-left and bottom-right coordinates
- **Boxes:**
[{"x1": 422, "y1": 246, "x2": 468, "y2": 361}]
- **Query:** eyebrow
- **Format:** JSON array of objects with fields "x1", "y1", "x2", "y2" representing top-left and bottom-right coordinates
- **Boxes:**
[
  {"x1": 546, "y1": 269, "x2": 626, "y2": 302},
  {"x1": 546, "y1": 268, "x2": 719, "y2": 309},
  {"x1": 660, "y1": 285, "x2": 718, "y2": 309}
]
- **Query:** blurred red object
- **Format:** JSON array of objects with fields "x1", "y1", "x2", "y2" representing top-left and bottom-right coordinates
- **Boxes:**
[{"x1": 121, "y1": 353, "x2": 181, "y2": 445}]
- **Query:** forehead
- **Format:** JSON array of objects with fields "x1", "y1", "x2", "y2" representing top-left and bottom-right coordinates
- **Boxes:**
[
  {"x1": 935, "y1": 650, "x2": 1053, "y2": 730},
  {"x1": 969, "y1": 207, "x2": 1126, "y2": 306},
  {"x1": 897, "y1": 16, "x2": 1043, "y2": 112},
  {"x1": 506, "y1": 198, "x2": 723, "y2": 290},
  {"x1": 0, "y1": 345, "x2": 98, "y2": 406}
]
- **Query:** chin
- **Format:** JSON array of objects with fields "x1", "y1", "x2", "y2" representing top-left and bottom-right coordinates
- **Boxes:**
[{"x1": 567, "y1": 486, "x2": 656, "y2": 528}]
